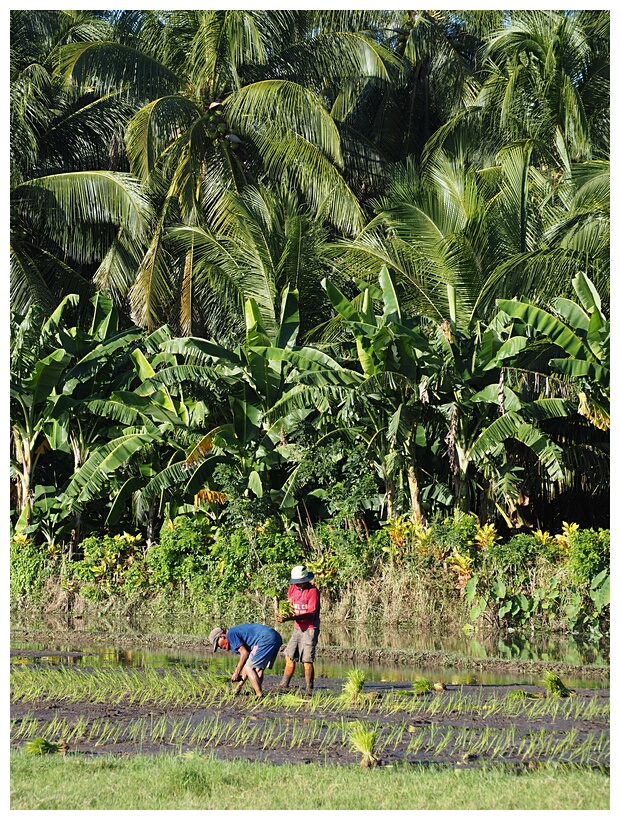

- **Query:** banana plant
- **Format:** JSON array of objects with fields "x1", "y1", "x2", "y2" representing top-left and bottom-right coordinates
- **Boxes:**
[
  {"x1": 424, "y1": 302, "x2": 571, "y2": 523},
  {"x1": 10, "y1": 295, "x2": 79, "y2": 527},
  {"x1": 59, "y1": 323, "x2": 221, "y2": 543},
  {"x1": 274, "y1": 266, "x2": 438, "y2": 519},
  {"x1": 497, "y1": 272, "x2": 609, "y2": 431},
  {"x1": 164, "y1": 285, "x2": 311, "y2": 506}
]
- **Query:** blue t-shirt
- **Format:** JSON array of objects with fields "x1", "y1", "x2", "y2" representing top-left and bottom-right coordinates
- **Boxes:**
[{"x1": 226, "y1": 623, "x2": 280, "y2": 654}]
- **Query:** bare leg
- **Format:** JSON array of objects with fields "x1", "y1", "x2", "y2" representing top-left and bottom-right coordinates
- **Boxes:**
[
  {"x1": 303, "y1": 662, "x2": 314, "y2": 694},
  {"x1": 279, "y1": 656, "x2": 296, "y2": 690},
  {"x1": 245, "y1": 665, "x2": 263, "y2": 696}
]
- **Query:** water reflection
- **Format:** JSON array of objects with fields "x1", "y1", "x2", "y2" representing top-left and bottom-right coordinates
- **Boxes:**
[
  {"x1": 11, "y1": 631, "x2": 609, "y2": 689},
  {"x1": 317, "y1": 623, "x2": 609, "y2": 667},
  {"x1": 10, "y1": 612, "x2": 609, "y2": 669}
]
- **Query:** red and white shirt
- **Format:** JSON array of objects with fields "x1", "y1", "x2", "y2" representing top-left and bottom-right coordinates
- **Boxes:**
[{"x1": 288, "y1": 584, "x2": 320, "y2": 631}]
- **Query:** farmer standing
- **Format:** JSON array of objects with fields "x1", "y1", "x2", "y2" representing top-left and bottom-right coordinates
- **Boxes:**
[
  {"x1": 209, "y1": 622, "x2": 282, "y2": 697},
  {"x1": 276, "y1": 564, "x2": 320, "y2": 695}
]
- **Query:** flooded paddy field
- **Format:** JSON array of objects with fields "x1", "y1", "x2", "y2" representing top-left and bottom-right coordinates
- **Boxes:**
[{"x1": 10, "y1": 627, "x2": 609, "y2": 771}]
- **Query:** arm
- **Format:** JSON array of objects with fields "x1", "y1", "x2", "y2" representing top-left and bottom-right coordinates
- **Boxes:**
[{"x1": 231, "y1": 645, "x2": 249, "y2": 681}]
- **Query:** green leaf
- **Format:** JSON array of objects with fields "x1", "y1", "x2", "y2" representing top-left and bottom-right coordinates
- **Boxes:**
[
  {"x1": 496, "y1": 299, "x2": 590, "y2": 360},
  {"x1": 65, "y1": 432, "x2": 154, "y2": 506},
  {"x1": 322, "y1": 277, "x2": 361, "y2": 322},
  {"x1": 492, "y1": 579, "x2": 507, "y2": 600},
  {"x1": 517, "y1": 594, "x2": 530, "y2": 613},
  {"x1": 378, "y1": 265, "x2": 401, "y2": 325},
  {"x1": 498, "y1": 602, "x2": 512, "y2": 618},
  {"x1": 275, "y1": 285, "x2": 300, "y2": 350},
  {"x1": 590, "y1": 569, "x2": 608, "y2": 591},
  {"x1": 25, "y1": 349, "x2": 71, "y2": 406},
  {"x1": 464, "y1": 577, "x2": 478, "y2": 602},
  {"x1": 590, "y1": 577, "x2": 609, "y2": 612},
  {"x1": 247, "y1": 470, "x2": 263, "y2": 497},
  {"x1": 106, "y1": 477, "x2": 146, "y2": 525}
]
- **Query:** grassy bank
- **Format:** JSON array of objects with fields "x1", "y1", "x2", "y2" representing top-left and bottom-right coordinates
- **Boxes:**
[{"x1": 10, "y1": 753, "x2": 609, "y2": 810}]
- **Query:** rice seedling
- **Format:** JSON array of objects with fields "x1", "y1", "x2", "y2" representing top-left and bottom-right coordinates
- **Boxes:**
[
  {"x1": 278, "y1": 599, "x2": 295, "y2": 619},
  {"x1": 426, "y1": 695, "x2": 445, "y2": 716},
  {"x1": 406, "y1": 728, "x2": 426, "y2": 754},
  {"x1": 509, "y1": 689, "x2": 544, "y2": 700},
  {"x1": 68, "y1": 715, "x2": 89, "y2": 742},
  {"x1": 542, "y1": 671, "x2": 575, "y2": 698},
  {"x1": 23, "y1": 737, "x2": 63, "y2": 755},
  {"x1": 278, "y1": 691, "x2": 305, "y2": 710},
  {"x1": 95, "y1": 720, "x2": 118, "y2": 747},
  {"x1": 188, "y1": 720, "x2": 208, "y2": 747},
  {"x1": 150, "y1": 714, "x2": 169, "y2": 744},
  {"x1": 127, "y1": 718, "x2": 148, "y2": 744},
  {"x1": 341, "y1": 670, "x2": 366, "y2": 704},
  {"x1": 412, "y1": 676, "x2": 433, "y2": 695},
  {"x1": 87, "y1": 718, "x2": 105, "y2": 743},
  {"x1": 44, "y1": 713, "x2": 63, "y2": 738},
  {"x1": 382, "y1": 721, "x2": 408, "y2": 751},
  {"x1": 12, "y1": 713, "x2": 37, "y2": 740},
  {"x1": 434, "y1": 728, "x2": 455, "y2": 755},
  {"x1": 348, "y1": 722, "x2": 380, "y2": 766}
]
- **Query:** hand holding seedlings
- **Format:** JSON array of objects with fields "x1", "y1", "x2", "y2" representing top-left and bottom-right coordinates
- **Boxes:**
[{"x1": 276, "y1": 600, "x2": 295, "y2": 623}]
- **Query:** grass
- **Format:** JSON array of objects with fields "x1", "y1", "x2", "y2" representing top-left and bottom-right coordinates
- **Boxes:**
[{"x1": 10, "y1": 753, "x2": 610, "y2": 810}]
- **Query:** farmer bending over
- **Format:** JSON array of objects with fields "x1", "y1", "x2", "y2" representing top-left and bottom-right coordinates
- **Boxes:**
[
  {"x1": 276, "y1": 564, "x2": 320, "y2": 695},
  {"x1": 209, "y1": 623, "x2": 282, "y2": 697}
]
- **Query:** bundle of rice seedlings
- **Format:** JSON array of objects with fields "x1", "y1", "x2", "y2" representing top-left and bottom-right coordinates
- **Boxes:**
[
  {"x1": 509, "y1": 689, "x2": 544, "y2": 700},
  {"x1": 413, "y1": 676, "x2": 433, "y2": 695},
  {"x1": 278, "y1": 600, "x2": 295, "y2": 619},
  {"x1": 433, "y1": 681, "x2": 447, "y2": 691},
  {"x1": 24, "y1": 738, "x2": 61, "y2": 755},
  {"x1": 278, "y1": 691, "x2": 305, "y2": 708},
  {"x1": 342, "y1": 669, "x2": 366, "y2": 702},
  {"x1": 348, "y1": 722, "x2": 379, "y2": 767},
  {"x1": 542, "y1": 671, "x2": 575, "y2": 698}
]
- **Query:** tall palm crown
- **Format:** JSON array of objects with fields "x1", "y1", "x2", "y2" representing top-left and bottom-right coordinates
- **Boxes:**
[
  {"x1": 10, "y1": 10, "x2": 154, "y2": 317},
  {"x1": 55, "y1": 9, "x2": 401, "y2": 334}
]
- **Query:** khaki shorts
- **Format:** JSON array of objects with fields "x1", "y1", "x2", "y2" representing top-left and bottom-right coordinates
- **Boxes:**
[{"x1": 284, "y1": 627, "x2": 319, "y2": 663}]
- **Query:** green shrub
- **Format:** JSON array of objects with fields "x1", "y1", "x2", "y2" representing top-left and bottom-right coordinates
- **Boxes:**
[
  {"x1": 485, "y1": 533, "x2": 539, "y2": 570},
  {"x1": 306, "y1": 522, "x2": 383, "y2": 590},
  {"x1": 146, "y1": 516, "x2": 214, "y2": 587},
  {"x1": 431, "y1": 513, "x2": 480, "y2": 562},
  {"x1": 254, "y1": 519, "x2": 300, "y2": 567},
  {"x1": 71, "y1": 532, "x2": 148, "y2": 599},
  {"x1": 10, "y1": 534, "x2": 46, "y2": 598},
  {"x1": 568, "y1": 528, "x2": 610, "y2": 585}
]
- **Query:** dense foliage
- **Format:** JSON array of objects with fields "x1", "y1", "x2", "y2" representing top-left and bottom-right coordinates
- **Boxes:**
[{"x1": 10, "y1": 10, "x2": 609, "y2": 633}]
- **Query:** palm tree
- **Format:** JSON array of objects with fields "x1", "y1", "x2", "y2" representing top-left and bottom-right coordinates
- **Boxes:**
[
  {"x1": 164, "y1": 185, "x2": 334, "y2": 342},
  {"x1": 59, "y1": 10, "x2": 395, "y2": 332},
  {"x1": 427, "y1": 10, "x2": 609, "y2": 167},
  {"x1": 330, "y1": 136, "x2": 608, "y2": 331}
]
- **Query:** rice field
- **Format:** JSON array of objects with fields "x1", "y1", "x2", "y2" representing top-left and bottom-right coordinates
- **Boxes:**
[{"x1": 10, "y1": 664, "x2": 609, "y2": 770}]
